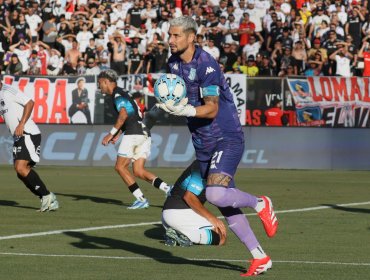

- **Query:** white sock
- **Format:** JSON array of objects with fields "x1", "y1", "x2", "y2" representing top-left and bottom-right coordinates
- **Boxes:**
[
  {"x1": 152, "y1": 177, "x2": 170, "y2": 193},
  {"x1": 159, "y1": 182, "x2": 170, "y2": 193},
  {"x1": 251, "y1": 246, "x2": 267, "y2": 259},
  {"x1": 254, "y1": 197, "x2": 265, "y2": 213},
  {"x1": 132, "y1": 189, "x2": 145, "y2": 202}
]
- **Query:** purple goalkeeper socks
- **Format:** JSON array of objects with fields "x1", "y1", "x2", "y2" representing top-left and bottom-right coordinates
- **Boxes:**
[
  {"x1": 206, "y1": 186, "x2": 258, "y2": 209},
  {"x1": 225, "y1": 213, "x2": 260, "y2": 251}
]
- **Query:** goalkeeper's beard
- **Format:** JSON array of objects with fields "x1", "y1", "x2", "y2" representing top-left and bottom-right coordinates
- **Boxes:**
[{"x1": 171, "y1": 45, "x2": 187, "y2": 56}]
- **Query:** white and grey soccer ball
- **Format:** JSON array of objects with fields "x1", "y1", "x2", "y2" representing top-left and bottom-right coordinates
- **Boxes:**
[{"x1": 154, "y1": 74, "x2": 187, "y2": 105}]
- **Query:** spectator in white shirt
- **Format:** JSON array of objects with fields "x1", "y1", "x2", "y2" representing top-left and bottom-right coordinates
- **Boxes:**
[
  {"x1": 25, "y1": 8, "x2": 43, "y2": 42},
  {"x1": 76, "y1": 23, "x2": 94, "y2": 54},
  {"x1": 110, "y1": 2, "x2": 126, "y2": 25},
  {"x1": 47, "y1": 48, "x2": 64, "y2": 76},
  {"x1": 217, "y1": 15, "x2": 229, "y2": 35},
  {"x1": 309, "y1": 6, "x2": 330, "y2": 38},
  {"x1": 336, "y1": 3, "x2": 347, "y2": 25},
  {"x1": 141, "y1": 2, "x2": 157, "y2": 30},
  {"x1": 234, "y1": 0, "x2": 247, "y2": 23},
  {"x1": 203, "y1": 39, "x2": 220, "y2": 61},
  {"x1": 57, "y1": 34, "x2": 76, "y2": 54},
  {"x1": 146, "y1": 19, "x2": 163, "y2": 45},
  {"x1": 329, "y1": 44, "x2": 353, "y2": 77},
  {"x1": 245, "y1": 0, "x2": 265, "y2": 33},
  {"x1": 225, "y1": 14, "x2": 240, "y2": 44},
  {"x1": 90, "y1": 9, "x2": 105, "y2": 35},
  {"x1": 85, "y1": 58, "x2": 101, "y2": 75},
  {"x1": 9, "y1": 39, "x2": 32, "y2": 73},
  {"x1": 242, "y1": 34, "x2": 263, "y2": 61}
]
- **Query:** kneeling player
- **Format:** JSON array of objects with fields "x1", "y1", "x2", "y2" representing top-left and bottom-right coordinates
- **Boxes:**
[{"x1": 162, "y1": 161, "x2": 226, "y2": 246}]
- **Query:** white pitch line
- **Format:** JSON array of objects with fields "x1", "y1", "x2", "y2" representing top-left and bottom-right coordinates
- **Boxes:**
[
  {"x1": 0, "y1": 252, "x2": 369, "y2": 267},
  {"x1": 0, "y1": 201, "x2": 369, "y2": 241},
  {"x1": 274, "y1": 201, "x2": 370, "y2": 214},
  {"x1": 0, "y1": 221, "x2": 162, "y2": 241}
]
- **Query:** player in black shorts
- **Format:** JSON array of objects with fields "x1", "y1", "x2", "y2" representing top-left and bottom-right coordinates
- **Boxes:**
[{"x1": 0, "y1": 79, "x2": 58, "y2": 212}]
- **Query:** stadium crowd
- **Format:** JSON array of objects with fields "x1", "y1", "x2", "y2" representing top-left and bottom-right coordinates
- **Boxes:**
[{"x1": 1, "y1": 0, "x2": 370, "y2": 78}]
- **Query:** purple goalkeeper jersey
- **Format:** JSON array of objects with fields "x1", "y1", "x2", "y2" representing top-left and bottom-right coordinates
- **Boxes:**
[{"x1": 168, "y1": 46, "x2": 243, "y2": 157}]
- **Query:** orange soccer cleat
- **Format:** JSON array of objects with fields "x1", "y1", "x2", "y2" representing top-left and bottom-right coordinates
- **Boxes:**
[
  {"x1": 240, "y1": 256, "x2": 272, "y2": 277},
  {"x1": 257, "y1": 196, "x2": 278, "y2": 238}
]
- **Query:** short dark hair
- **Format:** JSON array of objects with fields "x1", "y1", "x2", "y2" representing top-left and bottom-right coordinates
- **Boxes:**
[{"x1": 98, "y1": 69, "x2": 118, "y2": 82}]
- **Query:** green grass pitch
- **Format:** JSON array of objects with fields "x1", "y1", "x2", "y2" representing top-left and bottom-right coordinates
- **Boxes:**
[{"x1": 1, "y1": 165, "x2": 370, "y2": 280}]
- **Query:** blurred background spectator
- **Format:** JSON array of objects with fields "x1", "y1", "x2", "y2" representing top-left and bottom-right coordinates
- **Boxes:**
[
  {"x1": 0, "y1": 0, "x2": 368, "y2": 77},
  {"x1": 6, "y1": 53, "x2": 23, "y2": 75}
]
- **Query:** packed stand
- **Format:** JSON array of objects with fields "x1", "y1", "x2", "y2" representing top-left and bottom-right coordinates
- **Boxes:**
[{"x1": 0, "y1": 0, "x2": 369, "y2": 77}]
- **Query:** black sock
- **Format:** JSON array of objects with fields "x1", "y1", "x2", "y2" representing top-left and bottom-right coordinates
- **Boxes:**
[
  {"x1": 128, "y1": 182, "x2": 140, "y2": 194},
  {"x1": 128, "y1": 182, "x2": 145, "y2": 201},
  {"x1": 25, "y1": 169, "x2": 50, "y2": 197},
  {"x1": 210, "y1": 230, "x2": 221, "y2": 245},
  {"x1": 152, "y1": 177, "x2": 164, "y2": 189},
  {"x1": 17, "y1": 173, "x2": 42, "y2": 198}
]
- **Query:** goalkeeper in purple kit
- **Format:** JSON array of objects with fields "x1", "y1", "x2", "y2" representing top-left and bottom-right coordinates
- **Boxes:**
[{"x1": 157, "y1": 16, "x2": 278, "y2": 277}]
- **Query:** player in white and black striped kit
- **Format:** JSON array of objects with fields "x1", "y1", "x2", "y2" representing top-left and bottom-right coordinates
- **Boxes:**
[{"x1": 0, "y1": 79, "x2": 59, "y2": 212}]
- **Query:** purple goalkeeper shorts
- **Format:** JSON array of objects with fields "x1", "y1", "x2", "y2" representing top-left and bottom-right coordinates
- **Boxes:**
[{"x1": 196, "y1": 137, "x2": 244, "y2": 188}]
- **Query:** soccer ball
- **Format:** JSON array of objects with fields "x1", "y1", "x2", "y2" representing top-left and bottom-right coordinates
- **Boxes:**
[{"x1": 154, "y1": 74, "x2": 187, "y2": 105}]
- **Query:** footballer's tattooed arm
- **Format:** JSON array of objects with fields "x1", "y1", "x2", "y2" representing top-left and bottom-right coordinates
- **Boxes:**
[
  {"x1": 194, "y1": 96, "x2": 219, "y2": 118},
  {"x1": 207, "y1": 173, "x2": 231, "y2": 187},
  {"x1": 204, "y1": 96, "x2": 219, "y2": 104}
]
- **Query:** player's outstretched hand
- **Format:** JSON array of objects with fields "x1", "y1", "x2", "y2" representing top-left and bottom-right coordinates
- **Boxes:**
[
  {"x1": 209, "y1": 216, "x2": 227, "y2": 242},
  {"x1": 156, "y1": 98, "x2": 196, "y2": 117}
]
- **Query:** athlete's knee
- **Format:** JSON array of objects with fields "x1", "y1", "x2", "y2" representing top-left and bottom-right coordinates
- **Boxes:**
[
  {"x1": 114, "y1": 162, "x2": 128, "y2": 174},
  {"x1": 132, "y1": 167, "x2": 145, "y2": 179},
  {"x1": 206, "y1": 187, "x2": 229, "y2": 207},
  {"x1": 14, "y1": 162, "x2": 29, "y2": 177}
]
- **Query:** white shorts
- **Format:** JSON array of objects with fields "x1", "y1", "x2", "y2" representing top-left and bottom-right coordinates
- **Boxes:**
[
  {"x1": 118, "y1": 135, "x2": 151, "y2": 161},
  {"x1": 162, "y1": 209, "x2": 214, "y2": 244}
]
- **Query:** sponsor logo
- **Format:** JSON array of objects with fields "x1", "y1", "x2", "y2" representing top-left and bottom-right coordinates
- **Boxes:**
[
  {"x1": 0, "y1": 129, "x2": 269, "y2": 167},
  {"x1": 188, "y1": 68, "x2": 196, "y2": 80},
  {"x1": 0, "y1": 99, "x2": 7, "y2": 115},
  {"x1": 205, "y1": 67, "x2": 215, "y2": 75},
  {"x1": 172, "y1": 63, "x2": 179, "y2": 70},
  {"x1": 190, "y1": 183, "x2": 203, "y2": 192}
]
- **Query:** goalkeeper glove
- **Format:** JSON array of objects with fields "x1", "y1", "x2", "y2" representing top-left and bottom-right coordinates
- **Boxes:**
[{"x1": 157, "y1": 98, "x2": 196, "y2": 117}]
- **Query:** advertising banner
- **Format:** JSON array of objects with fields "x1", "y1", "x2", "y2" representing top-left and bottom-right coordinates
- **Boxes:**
[
  {"x1": 226, "y1": 74, "x2": 247, "y2": 125},
  {"x1": 245, "y1": 78, "x2": 297, "y2": 126},
  {"x1": 0, "y1": 75, "x2": 97, "y2": 124},
  {"x1": 287, "y1": 77, "x2": 370, "y2": 127},
  {"x1": 2, "y1": 125, "x2": 370, "y2": 170}
]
